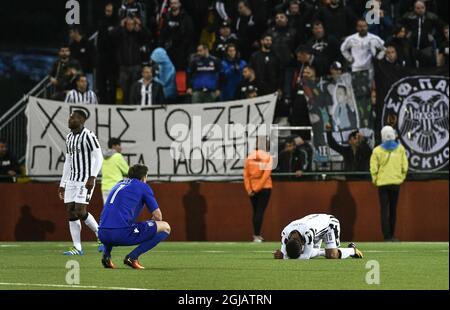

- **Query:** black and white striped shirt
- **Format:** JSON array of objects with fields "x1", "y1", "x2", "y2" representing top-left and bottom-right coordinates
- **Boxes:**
[
  {"x1": 60, "y1": 128, "x2": 104, "y2": 186},
  {"x1": 140, "y1": 81, "x2": 153, "y2": 106},
  {"x1": 65, "y1": 89, "x2": 98, "y2": 104}
]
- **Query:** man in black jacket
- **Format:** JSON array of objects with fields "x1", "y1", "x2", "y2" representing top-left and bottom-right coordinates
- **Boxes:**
[
  {"x1": 313, "y1": 0, "x2": 356, "y2": 41},
  {"x1": 0, "y1": 139, "x2": 20, "y2": 183},
  {"x1": 97, "y1": 3, "x2": 118, "y2": 105},
  {"x1": 325, "y1": 122, "x2": 372, "y2": 173},
  {"x1": 266, "y1": 11, "x2": 297, "y2": 70},
  {"x1": 112, "y1": 17, "x2": 151, "y2": 105},
  {"x1": 401, "y1": 0, "x2": 446, "y2": 67},
  {"x1": 130, "y1": 64, "x2": 165, "y2": 106},
  {"x1": 49, "y1": 45, "x2": 81, "y2": 95},
  {"x1": 306, "y1": 21, "x2": 342, "y2": 76},
  {"x1": 69, "y1": 26, "x2": 96, "y2": 89},
  {"x1": 159, "y1": 0, "x2": 194, "y2": 70},
  {"x1": 249, "y1": 34, "x2": 281, "y2": 96}
]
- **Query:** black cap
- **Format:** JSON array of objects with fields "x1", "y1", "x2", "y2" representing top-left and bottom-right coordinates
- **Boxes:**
[
  {"x1": 220, "y1": 21, "x2": 231, "y2": 28},
  {"x1": 330, "y1": 61, "x2": 343, "y2": 70}
]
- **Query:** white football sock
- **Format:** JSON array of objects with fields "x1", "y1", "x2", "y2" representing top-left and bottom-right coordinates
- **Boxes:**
[
  {"x1": 339, "y1": 248, "x2": 356, "y2": 259},
  {"x1": 84, "y1": 213, "x2": 99, "y2": 237},
  {"x1": 69, "y1": 220, "x2": 82, "y2": 251}
]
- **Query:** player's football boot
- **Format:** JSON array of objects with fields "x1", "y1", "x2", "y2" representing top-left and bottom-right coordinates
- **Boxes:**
[
  {"x1": 97, "y1": 239, "x2": 105, "y2": 253},
  {"x1": 123, "y1": 256, "x2": 145, "y2": 269},
  {"x1": 63, "y1": 246, "x2": 84, "y2": 256},
  {"x1": 348, "y1": 243, "x2": 363, "y2": 258},
  {"x1": 101, "y1": 256, "x2": 116, "y2": 269}
]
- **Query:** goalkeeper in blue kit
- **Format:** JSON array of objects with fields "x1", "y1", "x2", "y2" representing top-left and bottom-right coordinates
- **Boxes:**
[{"x1": 98, "y1": 164, "x2": 171, "y2": 269}]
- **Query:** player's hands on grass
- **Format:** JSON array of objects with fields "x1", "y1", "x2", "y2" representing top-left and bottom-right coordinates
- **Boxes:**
[
  {"x1": 58, "y1": 187, "x2": 65, "y2": 200},
  {"x1": 85, "y1": 176, "x2": 96, "y2": 192},
  {"x1": 273, "y1": 249, "x2": 283, "y2": 259}
]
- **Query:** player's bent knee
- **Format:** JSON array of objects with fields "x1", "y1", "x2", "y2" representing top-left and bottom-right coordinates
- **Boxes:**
[
  {"x1": 156, "y1": 221, "x2": 171, "y2": 234},
  {"x1": 325, "y1": 249, "x2": 340, "y2": 259}
]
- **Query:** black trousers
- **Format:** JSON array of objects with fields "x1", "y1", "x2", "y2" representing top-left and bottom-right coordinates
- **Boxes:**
[
  {"x1": 250, "y1": 189, "x2": 271, "y2": 236},
  {"x1": 378, "y1": 185, "x2": 400, "y2": 240}
]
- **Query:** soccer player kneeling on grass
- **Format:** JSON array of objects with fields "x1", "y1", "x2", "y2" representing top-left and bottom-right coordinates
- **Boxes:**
[
  {"x1": 98, "y1": 164, "x2": 171, "y2": 269},
  {"x1": 273, "y1": 214, "x2": 363, "y2": 260}
]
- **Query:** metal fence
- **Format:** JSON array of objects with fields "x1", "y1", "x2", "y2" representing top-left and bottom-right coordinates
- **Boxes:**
[{"x1": 0, "y1": 76, "x2": 52, "y2": 164}]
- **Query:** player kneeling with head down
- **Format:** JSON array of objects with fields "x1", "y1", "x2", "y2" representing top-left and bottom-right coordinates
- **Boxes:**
[
  {"x1": 273, "y1": 214, "x2": 363, "y2": 260},
  {"x1": 98, "y1": 164, "x2": 171, "y2": 269}
]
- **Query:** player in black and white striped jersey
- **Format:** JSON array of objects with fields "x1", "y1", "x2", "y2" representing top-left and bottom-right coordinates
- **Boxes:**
[
  {"x1": 58, "y1": 110, "x2": 104, "y2": 255},
  {"x1": 65, "y1": 74, "x2": 98, "y2": 104},
  {"x1": 273, "y1": 214, "x2": 364, "y2": 260}
]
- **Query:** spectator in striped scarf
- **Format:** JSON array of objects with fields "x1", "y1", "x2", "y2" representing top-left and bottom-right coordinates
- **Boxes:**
[{"x1": 65, "y1": 75, "x2": 99, "y2": 104}]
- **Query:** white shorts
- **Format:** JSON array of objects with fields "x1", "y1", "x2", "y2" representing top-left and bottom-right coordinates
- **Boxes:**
[
  {"x1": 323, "y1": 218, "x2": 341, "y2": 249},
  {"x1": 64, "y1": 181, "x2": 95, "y2": 205}
]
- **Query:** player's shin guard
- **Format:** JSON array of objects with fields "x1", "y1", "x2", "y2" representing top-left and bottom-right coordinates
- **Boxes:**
[
  {"x1": 339, "y1": 248, "x2": 355, "y2": 259},
  {"x1": 84, "y1": 213, "x2": 99, "y2": 237},
  {"x1": 128, "y1": 232, "x2": 169, "y2": 260},
  {"x1": 69, "y1": 219, "x2": 82, "y2": 251}
]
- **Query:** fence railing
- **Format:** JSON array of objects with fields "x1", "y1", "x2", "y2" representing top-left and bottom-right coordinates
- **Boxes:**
[
  {"x1": 1, "y1": 171, "x2": 448, "y2": 183},
  {"x1": 0, "y1": 76, "x2": 52, "y2": 164}
]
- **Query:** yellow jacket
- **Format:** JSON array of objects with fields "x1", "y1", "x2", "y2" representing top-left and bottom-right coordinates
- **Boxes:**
[{"x1": 370, "y1": 143, "x2": 408, "y2": 187}]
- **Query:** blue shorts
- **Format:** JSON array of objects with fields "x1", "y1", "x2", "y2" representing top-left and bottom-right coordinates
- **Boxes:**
[{"x1": 98, "y1": 221, "x2": 158, "y2": 246}]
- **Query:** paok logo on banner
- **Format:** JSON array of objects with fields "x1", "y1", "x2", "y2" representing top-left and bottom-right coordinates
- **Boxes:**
[
  {"x1": 25, "y1": 94, "x2": 277, "y2": 181},
  {"x1": 382, "y1": 76, "x2": 449, "y2": 171}
]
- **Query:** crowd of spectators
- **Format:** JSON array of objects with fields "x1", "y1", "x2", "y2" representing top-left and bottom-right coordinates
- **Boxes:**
[{"x1": 43, "y1": 0, "x2": 448, "y2": 176}]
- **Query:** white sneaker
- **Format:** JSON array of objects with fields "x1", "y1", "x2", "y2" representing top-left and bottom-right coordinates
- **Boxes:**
[{"x1": 253, "y1": 235, "x2": 264, "y2": 243}]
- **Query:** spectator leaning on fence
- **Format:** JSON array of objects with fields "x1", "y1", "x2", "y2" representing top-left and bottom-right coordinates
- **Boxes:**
[
  {"x1": 130, "y1": 63, "x2": 165, "y2": 106},
  {"x1": 101, "y1": 138, "x2": 129, "y2": 204},
  {"x1": 235, "y1": 65, "x2": 260, "y2": 99},
  {"x1": 325, "y1": 122, "x2": 372, "y2": 174},
  {"x1": 65, "y1": 74, "x2": 98, "y2": 104},
  {"x1": 0, "y1": 139, "x2": 20, "y2": 183},
  {"x1": 370, "y1": 126, "x2": 408, "y2": 242}
]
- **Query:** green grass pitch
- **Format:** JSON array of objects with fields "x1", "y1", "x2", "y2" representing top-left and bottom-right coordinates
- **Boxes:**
[{"x1": 0, "y1": 242, "x2": 448, "y2": 290}]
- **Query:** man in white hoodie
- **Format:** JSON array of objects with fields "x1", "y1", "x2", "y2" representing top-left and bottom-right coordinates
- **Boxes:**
[
  {"x1": 340, "y1": 18, "x2": 385, "y2": 74},
  {"x1": 341, "y1": 19, "x2": 385, "y2": 129}
]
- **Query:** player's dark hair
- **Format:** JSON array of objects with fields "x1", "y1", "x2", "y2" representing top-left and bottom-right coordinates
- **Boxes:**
[
  {"x1": 286, "y1": 239, "x2": 301, "y2": 259},
  {"x1": 0, "y1": 138, "x2": 6, "y2": 145},
  {"x1": 108, "y1": 138, "x2": 121, "y2": 149},
  {"x1": 73, "y1": 110, "x2": 88, "y2": 120},
  {"x1": 128, "y1": 164, "x2": 148, "y2": 180}
]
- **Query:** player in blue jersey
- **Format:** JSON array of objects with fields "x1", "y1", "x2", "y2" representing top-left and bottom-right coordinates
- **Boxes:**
[{"x1": 98, "y1": 164, "x2": 171, "y2": 269}]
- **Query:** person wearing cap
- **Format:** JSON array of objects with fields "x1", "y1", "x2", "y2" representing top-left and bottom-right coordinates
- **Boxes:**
[
  {"x1": 370, "y1": 126, "x2": 408, "y2": 242},
  {"x1": 212, "y1": 21, "x2": 238, "y2": 59}
]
